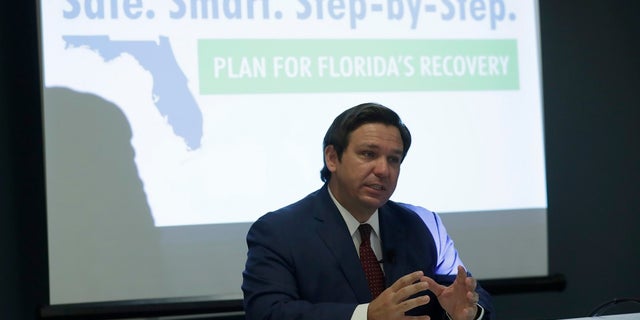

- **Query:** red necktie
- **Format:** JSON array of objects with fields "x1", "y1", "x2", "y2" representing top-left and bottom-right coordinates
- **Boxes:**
[{"x1": 358, "y1": 224, "x2": 385, "y2": 298}]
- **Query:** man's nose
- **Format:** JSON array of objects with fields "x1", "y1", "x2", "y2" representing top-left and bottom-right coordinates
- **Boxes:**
[{"x1": 373, "y1": 158, "x2": 390, "y2": 177}]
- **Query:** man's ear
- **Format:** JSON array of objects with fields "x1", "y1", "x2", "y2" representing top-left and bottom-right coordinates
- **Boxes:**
[{"x1": 324, "y1": 145, "x2": 338, "y2": 173}]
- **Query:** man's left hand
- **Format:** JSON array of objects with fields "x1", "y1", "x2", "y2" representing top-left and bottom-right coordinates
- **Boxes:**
[{"x1": 423, "y1": 265, "x2": 480, "y2": 320}]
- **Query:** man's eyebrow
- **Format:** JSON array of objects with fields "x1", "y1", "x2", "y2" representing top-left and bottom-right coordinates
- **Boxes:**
[
  {"x1": 358, "y1": 143, "x2": 403, "y2": 155},
  {"x1": 356, "y1": 143, "x2": 382, "y2": 150}
]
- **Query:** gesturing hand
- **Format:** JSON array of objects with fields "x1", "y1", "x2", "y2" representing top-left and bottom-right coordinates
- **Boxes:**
[
  {"x1": 423, "y1": 265, "x2": 480, "y2": 320},
  {"x1": 367, "y1": 271, "x2": 432, "y2": 320}
]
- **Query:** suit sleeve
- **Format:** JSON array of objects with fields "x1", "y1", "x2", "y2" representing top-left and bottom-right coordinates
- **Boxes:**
[
  {"x1": 398, "y1": 203, "x2": 464, "y2": 275},
  {"x1": 241, "y1": 216, "x2": 358, "y2": 320},
  {"x1": 400, "y1": 203, "x2": 494, "y2": 319}
]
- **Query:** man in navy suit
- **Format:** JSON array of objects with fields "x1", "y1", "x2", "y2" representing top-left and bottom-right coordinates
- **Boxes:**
[{"x1": 242, "y1": 103, "x2": 493, "y2": 320}]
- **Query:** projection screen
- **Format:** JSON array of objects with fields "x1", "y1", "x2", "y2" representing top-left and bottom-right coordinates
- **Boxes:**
[{"x1": 39, "y1": 0, "x2": 547, "y2": 305}]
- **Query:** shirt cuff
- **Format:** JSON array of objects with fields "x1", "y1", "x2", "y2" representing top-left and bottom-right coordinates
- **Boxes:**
[
  {"x1": 351, "y1": 303, "x2": 369, "y2": 320},
  {"x1": 445, "y1": 304, "x2": 485, "y2": 320}
]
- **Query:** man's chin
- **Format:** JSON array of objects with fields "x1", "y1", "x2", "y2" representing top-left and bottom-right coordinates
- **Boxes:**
[{"x1": 361, "y1": 195, "x2": 390, "y2": 210}]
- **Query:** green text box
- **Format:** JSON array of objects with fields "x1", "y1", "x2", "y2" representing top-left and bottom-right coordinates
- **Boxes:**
[{"x1": 198, "y1": 39, "x2": 519, "y2": 94}]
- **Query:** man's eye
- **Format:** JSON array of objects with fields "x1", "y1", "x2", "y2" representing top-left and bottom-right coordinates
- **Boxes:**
[
  {"x1": 388, "y1": 157, "x2": 400, "y2": 164},
  {"x1": 362, "y1": 151, "x2": 375, "y2": 158}
]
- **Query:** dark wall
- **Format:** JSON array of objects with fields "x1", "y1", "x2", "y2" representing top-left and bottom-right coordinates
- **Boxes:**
[
  {"x1": 0, "y1": 23, "x2": 23, "y2": 319},
  {"x1": 1, "y1": 1, "x2": 49, "y2": 319},
  {"x1": 491, "y1": 1, "x2": 640, "y2": 319},
  {"x1": 1, "y1": 1, "x2": 639, "y2": 319}
]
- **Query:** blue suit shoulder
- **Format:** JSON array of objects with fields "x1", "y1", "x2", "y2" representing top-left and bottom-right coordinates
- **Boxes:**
[{"x1": 254, "y1": 188, "x2": 324, "y2": 224}]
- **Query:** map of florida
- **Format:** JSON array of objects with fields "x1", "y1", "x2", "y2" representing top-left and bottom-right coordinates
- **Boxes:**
[{"x1": 62, "y1": 35, "x2": 203, "y2": 150}]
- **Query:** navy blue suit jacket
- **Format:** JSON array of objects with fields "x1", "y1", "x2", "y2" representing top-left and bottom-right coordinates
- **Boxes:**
[{"x1": 242, "y1": 184, "x2": 492, "y2": 320}]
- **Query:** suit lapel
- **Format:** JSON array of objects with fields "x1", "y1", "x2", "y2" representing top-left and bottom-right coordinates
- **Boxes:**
[
  {"x1": 379, "y1": 204, "x2": 409, "y2": 286},
  {"x1": 313, "y1": 186, "x2": 373, "y2": 302}
]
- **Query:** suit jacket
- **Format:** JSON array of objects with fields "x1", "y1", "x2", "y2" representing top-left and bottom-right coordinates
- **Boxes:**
[{"x1": 242, "y1": 184, "x2": 492, "y2": 320}]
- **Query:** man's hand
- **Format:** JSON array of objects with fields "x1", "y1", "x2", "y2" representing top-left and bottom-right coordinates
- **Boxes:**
[
  {"x1": 424, "y1": 265, "x2": 480, "y2": 320},
  {"x1": 367, "y1": 271, "x2": 432, "y2": 320}
]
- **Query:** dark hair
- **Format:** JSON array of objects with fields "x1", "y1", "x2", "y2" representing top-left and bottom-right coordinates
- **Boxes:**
[{"x1": 320, "y1": 102, "x2": 412, "y2": 182}]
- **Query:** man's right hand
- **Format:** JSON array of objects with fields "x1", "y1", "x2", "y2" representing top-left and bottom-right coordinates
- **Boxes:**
[{"x1": 367, "y1": 271, "x2": 432, "y2": 320}]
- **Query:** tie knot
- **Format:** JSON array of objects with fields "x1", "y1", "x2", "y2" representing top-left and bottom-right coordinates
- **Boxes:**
[{"x1": 358, "y1": 224, "x2": 373, "y2": 239}]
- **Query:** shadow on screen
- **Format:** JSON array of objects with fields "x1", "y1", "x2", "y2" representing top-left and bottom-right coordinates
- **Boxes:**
[
  {"x1": 44, "y1": 87, "x2": 250, "y2": 308},
  {"x1": 44, "y1": 87, "x2": 169, "y2": 303}
]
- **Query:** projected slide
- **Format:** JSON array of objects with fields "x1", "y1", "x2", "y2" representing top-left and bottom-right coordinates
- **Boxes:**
[
  {"x1": 41, "y1": 0, "x2": 548, "y2": 305},
  {"x1": 41, "y1": 0, "x2": 545, "y2": 227}
]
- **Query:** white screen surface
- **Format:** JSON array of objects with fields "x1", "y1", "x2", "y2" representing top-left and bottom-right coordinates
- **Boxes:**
[{"x1": 40, "y1": 0, "x2": 547, "y2": 305}]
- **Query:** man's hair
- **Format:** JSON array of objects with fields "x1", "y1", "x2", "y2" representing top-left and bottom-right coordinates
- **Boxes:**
[{"x1": 320, "y1": 102, "x2": 412, "y2": 182}]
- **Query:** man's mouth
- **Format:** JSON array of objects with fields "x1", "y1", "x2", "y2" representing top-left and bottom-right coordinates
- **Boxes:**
[{"x1": 367, "y1": 184, "x2": 385, "y2": 191}]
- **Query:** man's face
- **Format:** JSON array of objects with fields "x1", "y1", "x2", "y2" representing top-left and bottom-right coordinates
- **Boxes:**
[{"x1": 325, "y1": 123, "x2": 404, "y2": 221}]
